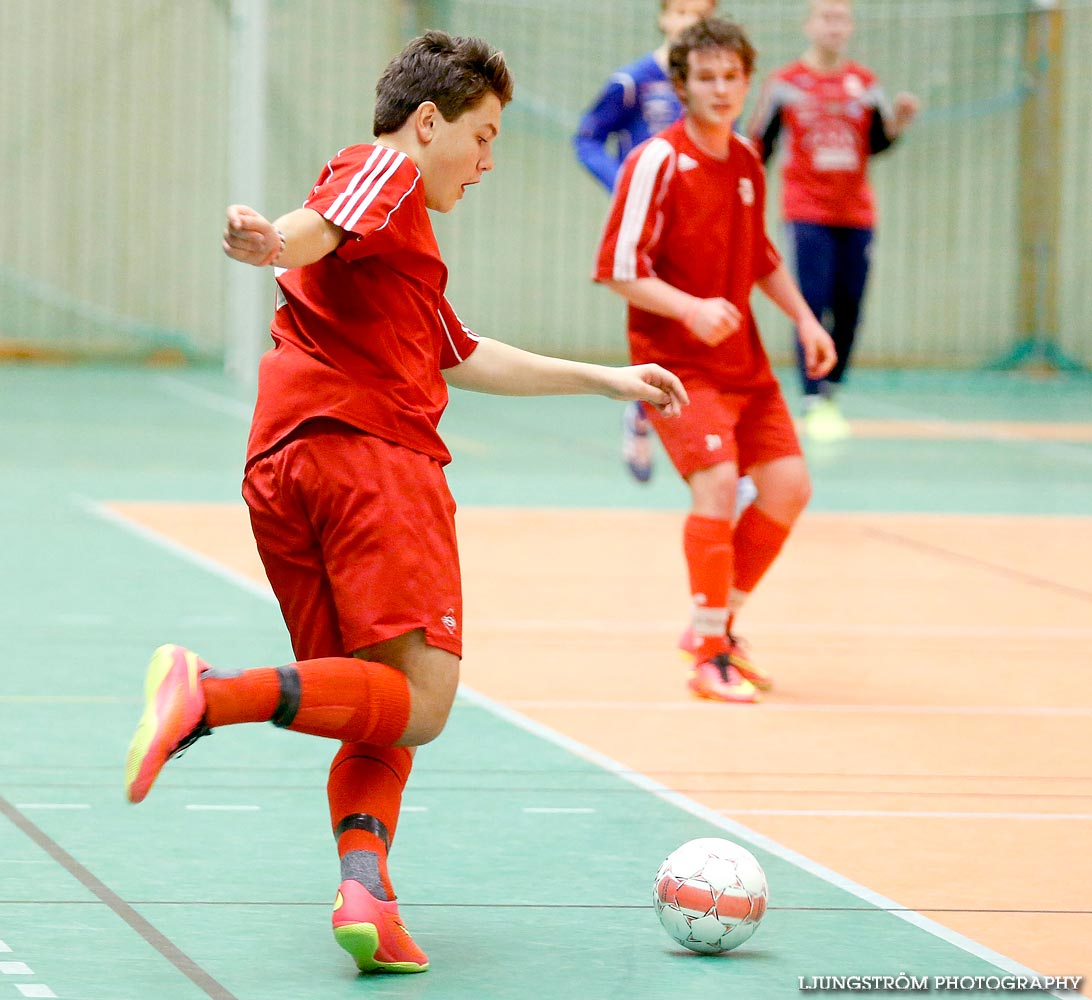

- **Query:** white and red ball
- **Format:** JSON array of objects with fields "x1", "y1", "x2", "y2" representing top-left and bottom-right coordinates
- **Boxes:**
[{"x1": 653, "y1": 837, "x2": 768, "y2": 954}]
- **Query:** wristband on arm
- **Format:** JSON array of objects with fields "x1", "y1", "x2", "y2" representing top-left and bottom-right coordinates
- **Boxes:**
[{"x1": 261, "y1": 229, "x2": 287, "y2": 267}]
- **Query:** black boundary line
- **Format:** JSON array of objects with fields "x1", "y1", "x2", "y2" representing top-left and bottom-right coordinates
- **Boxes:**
[
  {"x1": 0, "y1": 795, "x2": 239, "y2": 1000},
  {"x1": 862, "y1": 525, "x2": 1092, "y2": 603}
]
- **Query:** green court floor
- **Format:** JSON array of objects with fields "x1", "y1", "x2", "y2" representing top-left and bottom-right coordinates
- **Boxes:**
[{"x1": 1, "y1": 364, "x2": 1088, "y2": 999}]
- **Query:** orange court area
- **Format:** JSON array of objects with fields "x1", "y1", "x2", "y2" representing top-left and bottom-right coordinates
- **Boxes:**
[{"x1": 108, "y1": 501, "x2": 1092, "y2": 992}]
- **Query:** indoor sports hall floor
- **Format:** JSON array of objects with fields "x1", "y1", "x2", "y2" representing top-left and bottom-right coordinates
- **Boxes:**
[{"x1": 1, "y1": 363, "x2": 1090, "y2": 1000}]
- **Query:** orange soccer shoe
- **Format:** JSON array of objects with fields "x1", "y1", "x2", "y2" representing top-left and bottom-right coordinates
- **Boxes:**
[
  {"x1": 678, "y1": 627, "x2": 773, "y2": 691},
  {"x1": 332, "y1": 879, "x2": 429, "y2": 974},
  {"x1": 125, "y1": 644, "x2": 211, "y2": 803},
  {"x1": 687, "y1": 652, "x2": 759, "y2": 704}
]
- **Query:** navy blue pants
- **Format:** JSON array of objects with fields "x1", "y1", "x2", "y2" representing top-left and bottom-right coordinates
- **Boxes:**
[{"x1": 787, "y1": 221, "x2": 873, "y2": 398}]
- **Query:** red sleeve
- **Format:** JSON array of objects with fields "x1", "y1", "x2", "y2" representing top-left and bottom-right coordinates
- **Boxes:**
[
  {"x1": 594, "y1": 138, "x2": 675, "y2": 282},
  {"x1": 304, "y1": 144, "x2": 423, "y2": 261},
  {"x1": 750, "y1": 157, "x2": 781, "y2": 281},
  {"x1": 437, "y1": 296, "x2": 480, "y2": 369}
]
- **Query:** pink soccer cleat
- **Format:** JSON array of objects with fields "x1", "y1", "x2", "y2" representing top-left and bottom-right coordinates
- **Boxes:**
[
  {"x1": 687, "y1": 653, "x2": 759, "y2": 704},
  {"x1": 332, "y1": 879, "x2": 429, "y2": 973},
  {"x1": 678, "y1": 626, "x2": 773, "y2": 691},
  {"x1": 125, "y1": 644, "x2": 211, "y2": 803}
]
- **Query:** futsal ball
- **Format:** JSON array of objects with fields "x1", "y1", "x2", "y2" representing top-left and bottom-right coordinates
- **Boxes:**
[{"x1": 653, "y1": 837, "x2": 768, "y2": 954}]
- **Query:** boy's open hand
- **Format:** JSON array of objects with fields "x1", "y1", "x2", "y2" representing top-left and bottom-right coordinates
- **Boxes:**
[{"x1": 604, "y1": 364, "x2": 689, "y2": 417}]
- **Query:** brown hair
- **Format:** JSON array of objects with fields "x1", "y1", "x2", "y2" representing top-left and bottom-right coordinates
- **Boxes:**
[
  {"x1": 668, "y1": 17, "x2": 756, "y2": 83},
  {"x1": 373, "y1": 31, "x2": 514, "y2": 136}
]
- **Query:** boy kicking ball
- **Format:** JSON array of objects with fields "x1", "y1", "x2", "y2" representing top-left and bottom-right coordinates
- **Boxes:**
[{"x1": 126, "y1": 31, "x2": 686, "y2": 975}]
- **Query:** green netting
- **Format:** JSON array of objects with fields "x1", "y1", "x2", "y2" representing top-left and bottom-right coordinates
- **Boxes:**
[
  {"x1": 1, "y1": 0, "x2": 1089, "y2": 368},
  {"x1": 0, "y1": 264, "x2": 198, "y2": 362}
]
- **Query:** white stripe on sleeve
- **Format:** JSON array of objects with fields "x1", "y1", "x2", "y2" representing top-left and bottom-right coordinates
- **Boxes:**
[
  {"x1": 343, "y1": 151, "x2": 406, "y2": 231},
  {"x1": 437, "y1": 309, "x2": 466, "y2": 364},
  {"x1": 612, "y1": 139, "x2": 674, "y2": 282},
  {"x1": 324, "y1": 147, "x2": 386, "y2": 222},
  {"x1": 328, "y1": 147, "x2": 404, "y2": 229}
]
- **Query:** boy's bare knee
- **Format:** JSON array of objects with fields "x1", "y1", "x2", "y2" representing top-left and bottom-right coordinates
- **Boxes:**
[
  {"x1": 400, "y1": 644, "x2": 459, "y2": 746},
  {"x1": 354, "y1": 629, "x2": 460, "y2": 747},
  {"x1": 399, "y1": 673, "x2": 458, "y2": 744}
]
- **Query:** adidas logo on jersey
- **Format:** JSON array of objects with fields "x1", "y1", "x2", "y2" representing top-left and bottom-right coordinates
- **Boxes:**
[{"x1": 677, "y1": 153, "x2": 700, "y2": 172}]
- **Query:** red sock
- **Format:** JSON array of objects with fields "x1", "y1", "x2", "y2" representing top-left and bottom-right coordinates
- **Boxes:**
[
  {"x1": 732, "y1": 505, "x2": 791, "y2": 595},
  {"x1": 328, "y1": 743, "x2": 413, "y2": 900},
  {"x1": 683, "y1": 514, "x2": 734, "y2": 662},
  {"x1": 202, "y1": 657, "x2": 410, "y2": 747}
]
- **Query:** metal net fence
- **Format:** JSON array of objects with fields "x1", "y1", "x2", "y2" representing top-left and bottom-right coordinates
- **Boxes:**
[{"x1": 1, "y1": 0, "x2": 1088, "y2": 370}]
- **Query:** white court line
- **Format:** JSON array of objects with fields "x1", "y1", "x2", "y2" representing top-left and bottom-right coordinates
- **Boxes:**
[
  {"x1": 86, "y1": 498, "x2": 1079, "y2": 998},
  {"x1": 460, "y1": 688, "x2": 1079, "y2": 999},
  {"x1": 0, "y1": 962, "x2": 32, "y2": 974},
  {"x1": 504, "y1": 700, "x2": 1092, "y2": 718},
  {"x1": 17, "y1": 986, "x2": 57, "y2": 998},
  {"x1": 400, "y1": 806, "x2": 428, "y2": 812},
  {"x1": 185, "y1": 805, "x2": 260, "y2": 812},
  {"x1": 0, "y1": 941, "x2": 9, "y2": 952},
  {"x1": 79, "y1": 499, "x2": 274, "y2": 603},
  {"x1": 722, "y1": 809, "x2": 1092, "y2": 821},
  {"x1": 470, "y1": 619, "x2": 1092, "y2": 639},
  {"x1": 15, "y1": 804, "x2": 91, "y2": 811},
  {"x1": 523, "y1": 807, "x2": 595, "y2": 814}
]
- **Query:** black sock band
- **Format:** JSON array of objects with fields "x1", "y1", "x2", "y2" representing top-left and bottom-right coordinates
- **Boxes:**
[
  {"x1": 334, "y1": 813, "x2": 390, "y2": 852},
  {"x1": 270, "y1": 664, "x2": 301, "y2": 728}
]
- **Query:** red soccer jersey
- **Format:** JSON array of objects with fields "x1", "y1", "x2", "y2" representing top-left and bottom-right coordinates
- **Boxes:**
[
  {"x1": 594, "y1": 119, "x2": 782, "y2": 391},
  {"x1": 751, "y1": 60, "x2": 885, "y2": 228},
  {"x1": 246, "y1": 144, "x2": 479, "y2": 467}
]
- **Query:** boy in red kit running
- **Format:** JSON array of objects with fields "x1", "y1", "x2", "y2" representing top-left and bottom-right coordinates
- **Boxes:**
[
  {"x1": 748, "y1": 0, "x2": 919, "y2": 440},
  {"x1": 124, "y1": 32, "x2": 686, "y2": 976},
  {"x1": 595, "y1": 18, "x2": 836, "y2": 702}
]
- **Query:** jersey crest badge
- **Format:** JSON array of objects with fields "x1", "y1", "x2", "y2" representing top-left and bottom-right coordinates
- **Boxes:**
[
  {"x1": 677, "y1": 153, "x2": 700, "y2": 172},
  {"x1": 738, "y1": 177, "x2": 755, "y2": 206}
]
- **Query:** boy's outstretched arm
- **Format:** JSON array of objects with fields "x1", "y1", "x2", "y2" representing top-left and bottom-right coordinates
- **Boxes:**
[
  {"x1": 443, "y1": 337, "x2": 688, "y2": 417},
  {"x1": 223, "y1": 205, "x2": 343, "y2": 269}
]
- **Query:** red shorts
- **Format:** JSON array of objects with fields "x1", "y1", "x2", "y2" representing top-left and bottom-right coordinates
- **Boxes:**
[
  {"x1": 649, "y1": 382, "x2": 801, "y2": 479},
  {"x1": 242, "y1": 420, "x2": 462, "y2": 661}
]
